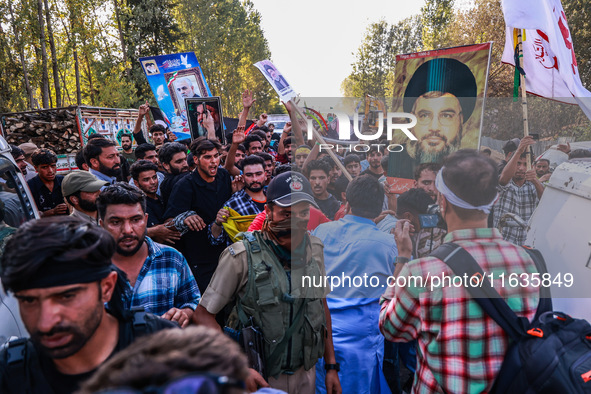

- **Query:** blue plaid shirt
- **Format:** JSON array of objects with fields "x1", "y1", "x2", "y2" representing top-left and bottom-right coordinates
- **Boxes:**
[{"x1": 126, "y1": 237, "x2": 201, "y2": 315}]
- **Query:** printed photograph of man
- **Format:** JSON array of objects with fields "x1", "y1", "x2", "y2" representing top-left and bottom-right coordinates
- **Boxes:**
[
  {"x1": 390, "y1": 57, "x2": 479, "y2": 179},
  {"x1": 263, "y1": 63, "x2": 289, "y2": 92},
  {"x1": 143, "y1": 61, "x2": 159, "y2": 75},
  {"x1": 175, "y1": 77, "x2": 200, "y2": 99},
  {"x1": 187, "y1": 98, "x2": 225, "y2": 143}
]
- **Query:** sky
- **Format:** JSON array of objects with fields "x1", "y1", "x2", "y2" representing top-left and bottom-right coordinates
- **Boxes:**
[{"x1": 250, "y1": 0, "x2": 425, "y2": 98}]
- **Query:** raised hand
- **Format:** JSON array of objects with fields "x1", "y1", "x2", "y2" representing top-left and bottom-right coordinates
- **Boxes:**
[{"x1": 242, "y1": 89, "x2": 256, "y2": 109}]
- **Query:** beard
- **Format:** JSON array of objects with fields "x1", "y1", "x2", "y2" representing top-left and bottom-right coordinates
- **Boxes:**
[
  {"x1": 99, "y1": 161, "x2": 121, "y2": 177},
  {"x1": 116, "y1": 231, "x2": 146, "y2": 256},
  {"x1": 30, "y1": 297, "x2": 103, "y2": 359},
  {"x1": 78, "y1": 197, "x2": 97, "y2": 212},
  {"x1": 245, "y1": 181, "x2": 263, "y2": 193},
  {"x1": 414, "y1": 133, "x2": 461, "y2": 164},
  {"x1": 170, "y1": 165, "x2": 188, "y2": 175},
  {"x1": 122, "y1": 143, "x2": 132, "y2": 150}
]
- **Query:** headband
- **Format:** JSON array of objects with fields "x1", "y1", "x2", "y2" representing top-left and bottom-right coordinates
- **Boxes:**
[
  {"x1": 11, "y1": 261, "x2": 115, "y2": 293},
  {"x1": 435, "y1": 167, "x2": 497, "y2": 214}
]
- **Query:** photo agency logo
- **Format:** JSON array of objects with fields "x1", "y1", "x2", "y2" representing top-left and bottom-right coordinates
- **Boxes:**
[{"x1": 305, "y1": 110, "x2": 418, "y2": 154}]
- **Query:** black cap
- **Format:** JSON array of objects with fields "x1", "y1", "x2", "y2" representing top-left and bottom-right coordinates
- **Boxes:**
[
  {"x1": 266, "y1": 171, "x2": 318, "y2": 208},
  {"x1": 403, "y1": 57, "x2": 477, "y2": 122}
]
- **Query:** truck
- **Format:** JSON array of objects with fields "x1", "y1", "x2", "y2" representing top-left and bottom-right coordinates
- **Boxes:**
[
  {"x1": 1, "y1": 106, "x2": 150, "y2": 174},
  {"x1": 525, "y1": 157, "x2": 591, "y2": 322},
  {"x1": 0, "y1": 135, "x2": 39, "y2": 340}
]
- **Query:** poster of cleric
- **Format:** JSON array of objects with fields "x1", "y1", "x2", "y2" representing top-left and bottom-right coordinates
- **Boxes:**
[
  {"x1": 388, "y1": 43, "x2": 492, "y2": 180},
  {"x1": 140, "y1": 52, "x2": 212, "y2": 140}
]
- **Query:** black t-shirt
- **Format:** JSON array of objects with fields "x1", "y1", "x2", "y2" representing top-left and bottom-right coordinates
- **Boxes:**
[
  {"x1": 314, "y1": 194, "x2": 340, "y2": 220},
  {"x1": 146, "y1": 195, "x2": 166, "y2": 227},
  {"x1": 117, "y1": 155, "x2": 131, "y2": 182},
  {"x1": 160, "y1": 172, "x2": 190, "y2": 206},
  {"x1": 27, "y1": 175, "x2": 65, "y2": 213},
  {"x1": 0, "y1": 311, "x2": 176, "y2": 394},
  {"x1": 163, "y1": 168, "x2": 233, "y2": 292},
  {"x1": 253, "y1": 199, "x2": 266, "y2": 212}
]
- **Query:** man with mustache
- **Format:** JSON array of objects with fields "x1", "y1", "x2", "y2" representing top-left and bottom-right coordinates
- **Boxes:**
[
  {"x1": 360, "y1": 146, "x2": 384, "y2": 179},
  {"x1": 493, "y1": 135, "x2": 544, "y2": 245},
  {"x1": 98, "y1": 183, "x2": 200, "y2": 328},
  {"x1": 129, "y1": 160, "x2": 181, "y2": 245},
  {"x1": 210, "y1": 155, "x2": 267, "y2": 245},
  {"x1": 62, "y1": 170, "x2": 109, "y2": 225},
  {"x1": 84, "y1": 138, "x2": 121, "y2": 187},
  {"x1": 163, "y1": 138, "x2": 233, "y2": 292},
  {"x1": 27, "y1": 148, "x2": 68, "y2": 217},
  {"x1": 306, "y1": 160, "x2": 340, "y2": 220},
  {"x1": 119, "y1": 133, "x2": 136, "y2": 165},
  {"x1": 193, "y1": 171, "x2": 341, "y2": 394},
  {"x1": 0, "y1": 216, "x2": 176, "y2": 394},
  {"x1": 158, "y1": 142, "x2": 190, "y2": 205}
]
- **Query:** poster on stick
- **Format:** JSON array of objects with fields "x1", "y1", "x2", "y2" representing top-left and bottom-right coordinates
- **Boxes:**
[
  {"x1": 140, "y1": 52, "x2": 211, "y2": 140},
  {"x1": 254, "y1": 60, "x2": 296, "y2": 102},
  {"x1": 388, "y1": 43, "x2": 492, "y2": 179}
]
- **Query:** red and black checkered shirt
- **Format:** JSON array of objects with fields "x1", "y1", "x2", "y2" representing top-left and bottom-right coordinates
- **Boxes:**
[{"x1": 379, "y1": 228, "x2": 540, "y2": 393}]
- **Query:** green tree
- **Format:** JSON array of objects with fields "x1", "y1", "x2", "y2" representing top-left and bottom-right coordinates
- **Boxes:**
[
  {"x1": 341, "y1": 16, "x2": 423, "y2": 99},
  {"x1": 124, "y1": 0, "x2": 181, "y2": 103},
  {"x1": 421, "y1": 0, "x2": 454, "y2": 50},
  {"x1": 174, "y1": 0, "x2": 281, "y2": 117},
  {"x1": 446, "y1": 0, "x2": 511, "y2": 97}
]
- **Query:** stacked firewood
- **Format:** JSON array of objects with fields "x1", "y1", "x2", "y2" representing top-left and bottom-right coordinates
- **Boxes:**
[{"x1": 3, "y1": 106, "x2": 81, "y2": 154}]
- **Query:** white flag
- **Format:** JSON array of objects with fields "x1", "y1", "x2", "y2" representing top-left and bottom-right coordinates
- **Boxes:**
[{"x1": 501, "y1": 0, "x2": 591, "y2": 120}]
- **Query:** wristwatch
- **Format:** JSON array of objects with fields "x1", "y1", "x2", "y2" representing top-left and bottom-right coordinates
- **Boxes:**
[
  {"x1": 395, "y1": 256, "x2": 410, "y2": 265},
  {"x1": 325, "y1": 363, "x2": 340, "y2": 372}
]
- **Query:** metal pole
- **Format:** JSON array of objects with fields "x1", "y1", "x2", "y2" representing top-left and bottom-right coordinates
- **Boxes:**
[{"x1": 517, "y1": 29, "x2": 532, "y2": 170}]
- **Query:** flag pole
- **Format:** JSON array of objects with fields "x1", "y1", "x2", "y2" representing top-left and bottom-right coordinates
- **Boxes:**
[{"x1": 516, "y1": 29, "x2": 532, "y2": 170}]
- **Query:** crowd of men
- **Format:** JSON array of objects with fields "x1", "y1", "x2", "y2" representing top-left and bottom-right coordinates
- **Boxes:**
[{"x1": 1, "y1": 85, "x2": 588, "y2": 394}]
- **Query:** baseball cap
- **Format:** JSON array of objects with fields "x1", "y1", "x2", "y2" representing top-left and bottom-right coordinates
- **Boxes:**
[
  {"x1": 62, "y1": 170, "x2": 109, "y2": 197},
  {"x1": 18, "y1": 142, "x2": 38, "y2": 156},
  {"x1": 266, "y1": 171, "x2": 318, "y2": 208}
]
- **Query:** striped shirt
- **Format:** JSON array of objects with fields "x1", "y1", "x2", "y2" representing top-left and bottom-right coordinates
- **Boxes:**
[
  {"x1": 126, "y1": 237, "x2": 201, "y2": 316},
  {"x1": 379, "y1": 228, "x2": 539, "y2": 393}
]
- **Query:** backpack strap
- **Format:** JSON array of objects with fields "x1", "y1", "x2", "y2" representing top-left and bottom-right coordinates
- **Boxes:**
[
  {"x1": 3, "y1": 338, "x2": 28, "y2": 394},
  {"x1": 242, "y1": 232, "x2": 261, "y2": 253},
  {"x1": 521, "y1": 246, "x2": 552, "y2": 317},
  {"x1": 130, "y1": 307, "x2": 149, "y2": 337},
  {"x1": 1, "y1": 337, "x2": 51, "y2": 394},
  {"x1": 430, "y1": 243, "x2": 529, "y2": 340}
]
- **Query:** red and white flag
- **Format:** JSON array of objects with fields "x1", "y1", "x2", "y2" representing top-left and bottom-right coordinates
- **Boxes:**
[{"x1": 501, "y1": 0, "x2": 591, "y2": 119}]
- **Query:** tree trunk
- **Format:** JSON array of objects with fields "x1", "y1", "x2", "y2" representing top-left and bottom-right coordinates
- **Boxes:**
[
  {"x1": 36, "y1": 0, "x2": 51, "y2": 108},
  {"x1": 8, "y1": 2, "x2": 34, "y2": 109},
  {"x1": 43, "y1": 0, "x2": 61, "y2": 107},
  {"x1": 84, "y1": 53, "x2": 95, "y2": 106},
  {"x1": 113, "y1": 0, "x2": 130, "y2": 79},
  {"x1": 67, "y1": 2, "x2": 82, "y2": 105},
  {"x1": 73, "y1": 47, "x2": 81, "y2": 105}
]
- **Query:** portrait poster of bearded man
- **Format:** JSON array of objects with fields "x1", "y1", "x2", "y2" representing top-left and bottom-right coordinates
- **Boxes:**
[{"x1": 388, "y1": 43, "x2": 492, "y2": 180}]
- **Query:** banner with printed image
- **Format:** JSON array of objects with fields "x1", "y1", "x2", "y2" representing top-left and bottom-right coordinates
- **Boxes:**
[
  {"x1": 140, "y1": 52, "x2": 212, "y2": 140},
  {"x1": 388, "y1": 43, "x2": 492, "y2": 179}
]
